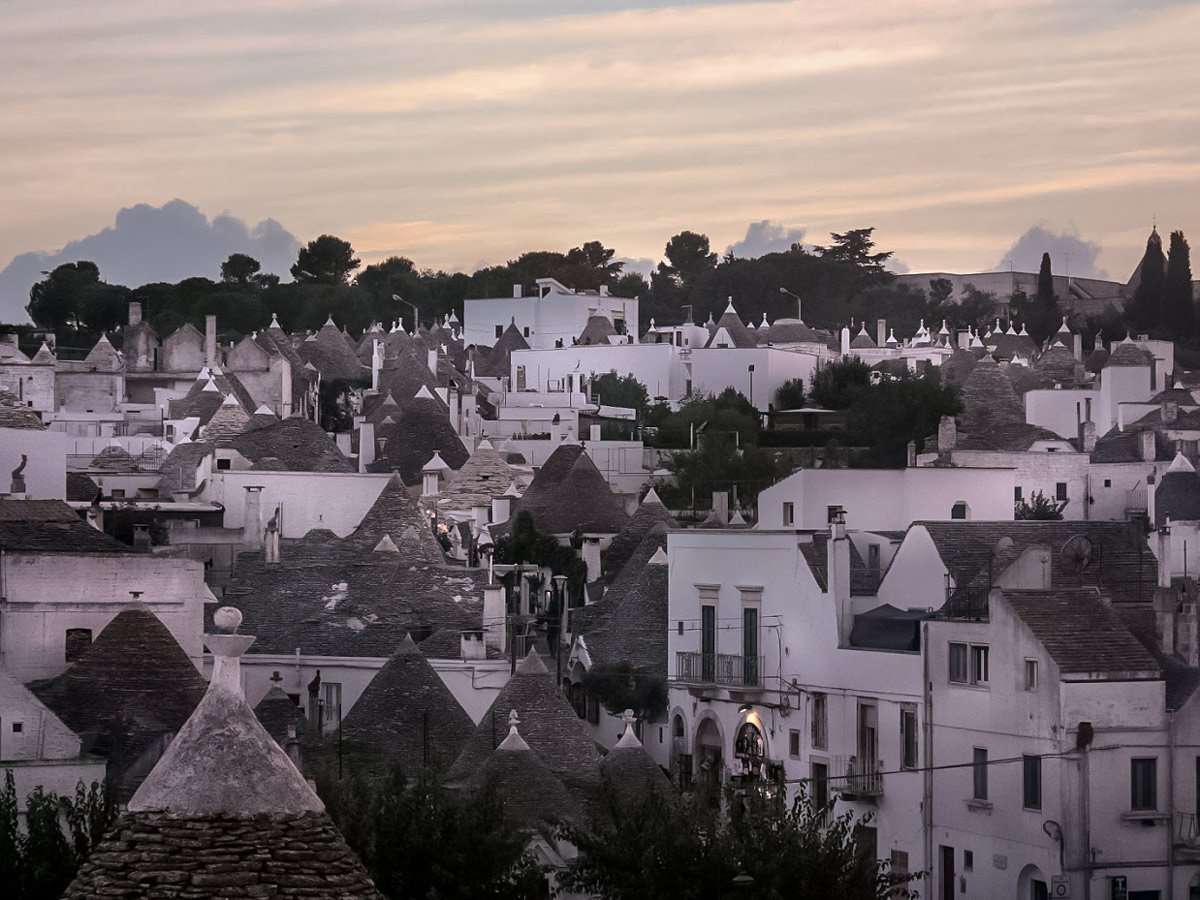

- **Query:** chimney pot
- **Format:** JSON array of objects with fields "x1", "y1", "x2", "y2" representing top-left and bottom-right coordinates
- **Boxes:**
[{"x1": 128, "y1": 301, "x2": 143, "y2": 327}]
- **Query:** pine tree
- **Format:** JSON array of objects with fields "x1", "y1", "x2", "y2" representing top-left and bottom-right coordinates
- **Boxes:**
[
  {"x1": 1164, "y1": 230, "x2": 1194, "y2": 341},
  {"x1": 1037, "y1": 252, "x2": 1054, "y2": 303},
  {"x1": 1129, "y1": 227, "x2": 1166, "y2": 333},
  {"x1": 1026, "y1": 251, "x2": 1061, "y2": 345}
]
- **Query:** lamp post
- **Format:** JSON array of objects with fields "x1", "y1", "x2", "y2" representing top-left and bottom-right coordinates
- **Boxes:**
[
  {"x1": 778, "y1": 286, "x2": 802, "y2": 320},
  {"x1": 392, "y1": 293, "x2": 420, "y2": 333}
]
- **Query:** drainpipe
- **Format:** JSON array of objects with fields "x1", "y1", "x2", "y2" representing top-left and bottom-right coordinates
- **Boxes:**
[
  {"x1": 1168, "y1": 709, "x2": 1176, "y2": 898},
  {"x1": 922, "y1": 622, "x2": 934, "y2": 900},
  {"x1": 1081, "y1": 747, "x2": 1091, "y2": 900}
]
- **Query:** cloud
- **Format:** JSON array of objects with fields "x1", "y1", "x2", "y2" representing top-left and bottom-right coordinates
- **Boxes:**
[
  {"x1": 996, "y1": 225, "x2": 1106, "y2": 279},
  {"x1": 726, "y1": 220, "x2": 806, "y2": 259},
  {"x1": 615, "y1": 256, "x2": 656, "y2": 278},
  {"x1": 0, "y1": 200, "x2": 299, "y2": 322}
]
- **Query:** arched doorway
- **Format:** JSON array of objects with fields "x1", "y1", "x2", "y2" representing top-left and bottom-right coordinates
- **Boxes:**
[
  {"x1": 695, "y1": 717, "x2": 723, "y2": 806},
  {"x1": 1016, "y1": 864, "x2": 1048, "y2": 900},
  {"x1": 669, "y1": 711, "x2": 690, "y2": 788}
]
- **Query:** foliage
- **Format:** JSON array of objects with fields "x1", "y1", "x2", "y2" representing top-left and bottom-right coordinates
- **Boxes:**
[
  {"x1": 560, "y1": 782, "x2": 919, "y2": 900},
  {"x1": 592, "y1": 371, "x2": 649, "y2": 412},
  {"x1": 317, "y1": 769, "x2": 548, "y2": 900},
  {"x1": 26, "y1": 261, "x2": 130, "y2": 339},
  {"x1": 1014, "y1": 490, "x2": 1064, "y2": 520},
  {"x1": 220, "y1": 252, "x2": 262, "y2": 285},
  {"x1": 0, "y1": 772, "x2": 117, "y2": 900},
  {"x1": 493, "y1": 510, "x2": 588, "y2": 602},
  {"x1": 843, "y1": 368, "x2": 962, "y2": 467},
  {"x1": 1164, "y1": 230, "x2": 1194, "y2": 342},
  {"x1": 658, "y1": 438, "x2": 784, "y2": 510},
  {"x1": 653, "y1": 389, "x2": 760, "y2": 449},
  {"x1": 1017, "y1": 252, "x2": 1061, "y2": 346},
  {"x1": 1127, "y1": 229, "x2": 1166, "y2": 334},
  {"x1": 291, "y1": 234, "x2": 361, "y2": 285},
  {"x1": 809, "y1": 358, "x2": 872, "y2": 410},
  {"x1": 580, "y1": 661, "x2": 668, "y2": 719},
  {"x1": 660, "y1": 231, "x2": 718, "y2": 293},
  {"x1": 774, "y1": 378, "x2": 806, "y2": 410}
]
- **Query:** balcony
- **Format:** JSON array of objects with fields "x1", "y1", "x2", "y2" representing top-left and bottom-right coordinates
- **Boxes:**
[
  {"x1": 832, "y1": 755, "x2": 884, "y2": 801},
  {"x1": 676, "y1": 651, "x2": 765, "y2": 688}
]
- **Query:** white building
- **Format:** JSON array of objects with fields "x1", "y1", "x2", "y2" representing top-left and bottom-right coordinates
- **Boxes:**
[{"x1": 463, "y1": 279, "x2": 638, "y2": 351}]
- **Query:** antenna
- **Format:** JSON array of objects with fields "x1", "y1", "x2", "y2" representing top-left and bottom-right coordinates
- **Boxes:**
[{"x1": 1060, "y1": 535, "x2": 1094, "y2": 585}]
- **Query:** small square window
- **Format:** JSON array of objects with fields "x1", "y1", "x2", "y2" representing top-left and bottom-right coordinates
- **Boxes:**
[
  {"x1": 12, "y1": 722, "x2": 23, "y2": 734},
  {"x1": 789, "y1": 729, "x2": 801, "y2": 758},
  {"x1": 951, "y1": 501, "x2": 967, "y2": 520},
  {"x1": 1104, "y1": 479, "x2": 1112, "y2": 488},
  {"x1": 1024, "y1": 660, "x2": 1038, "y2": 691},
  {"x1": 216, "y1": 458, "x2": 231, "y2": 470}
]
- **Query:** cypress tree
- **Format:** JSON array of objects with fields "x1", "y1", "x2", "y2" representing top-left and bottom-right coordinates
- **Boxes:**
[
  {"x1": 1164, "y1": 230, "x2": 1194, "y2": 341},
  {"x1": 1037, "y1": 252, "x2": 1054, "y2": 303},
  {"x1": 1130, "y1": 227, "x2": 1166, "y2": 333}
]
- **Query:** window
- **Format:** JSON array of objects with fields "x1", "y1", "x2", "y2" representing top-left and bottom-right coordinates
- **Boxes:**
[
  {"x1": 65, "y1": 628, "x2": 93, "y2": 662},
  {"x1": 12, "y1": 722, "x2": 23, "y2": 734},
  {"x1": 1055, "y1": 482, "x2": 1067, "y2": 502},
  {"x1": 951, "y1": 501, "x2": 967, "y2": 520},
  {"x1": 522, "y1": 326, "x2": 530, "y2": 338},
  {"x1": 110, "y1": 489, "x2": 126, "y2": 498},
  {"x1": 811, "y1": 760, "x2": 829, "y2": 811},
  {"x1": 950, "y1": 643, "x2": 988, "y2": 685},
  {"x1": 857, "y1": 701, "x2": 878, "y2": 768},
  {"x1": 495, "y1": 325, "x2": 504, "y2": 339},
  {"x1": 1131, "y1": 758, "x2": 1158, "y2": 811},
  {"x1": 971, "y1": 646, "x2": 989, "y2": 684},
  {"x1": 743, "y1": 606, "x2": 759, "y2": 687},
  {"x1": 811, "y1": 693, "x2": 828, "y2": 750},
  {"x1": 586, "y1": 695, "x2": 600, "y2": 725},
  {"x1": 1104, "y1": 479, "x2": 1112, "y2": 488},
  {"x1": 1024, "y1": 659, "x2": 1039, "y2": 691},
  {"x1": 216, "y1": 458, "x2": 231, "y2": 470},
  {"x1": 1023, "y1": 755, "x2": 1042, "y2": 810},
  {"x1": 963, "y1": 850, "x2": 973, "y2": 871},
  {"x1": 949, "y1": 643, "x2": 969, "y2": 683},
  {"x1": 701, "y1": 604, "x2": 716, "y2": 682},
  {"x1": 1014, "y1": 486, "x2": 1023, "y2": 502},
  {"x1": 782, "y1": 502, "x2": 794, "y2": 526},
  {"x1": 322, "y1": 682, "x2": 342, "y2": 726},
  {"x1": 789, "y1": 729, "x2": 801, "y2": 758},
  {"x1": 973, "y1": 748, "x2": 988, "y2": 800},
  {"x1": 901, "y1": 705, "x2": 918, "y2": 770}
]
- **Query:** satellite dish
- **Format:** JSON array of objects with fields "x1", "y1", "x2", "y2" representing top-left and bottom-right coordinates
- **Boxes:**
[
  {"x1": 994, "y1": 536, "x2": 1015, "y2": 555},
  {"x1": 1061, "y1": 535, "x2": 1094, "y2": 576}
]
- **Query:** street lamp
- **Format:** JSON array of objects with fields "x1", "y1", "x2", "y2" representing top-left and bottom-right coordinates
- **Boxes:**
[
  {"x1": 778, "y1": 286, "x2": 802, "y2": 320},
  {"x1": 393, "y1": 294, "x2": 420, "y2": 333}
]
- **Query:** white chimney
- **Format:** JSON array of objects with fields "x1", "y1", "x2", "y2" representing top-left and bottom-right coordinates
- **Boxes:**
[
  {"x1": 128, "y1": 301, "x2": 143, "y2": 326},
  {"x1": 358, "y1": 422, "x2": 375, "y2": 472},
  {"x1": 711, "y1": 491, "x2": 729, "y2": 526},
  {"x1": 828, "y1": 510, "x2": 852, "y2": 646},
  {"x1": 599, "y1": 285, "x2": 609, "y2": 297},
  {"x1": 877, "y1": 319, "x2": 886, "y2": 348},
  {"x1": 243, "y1": 486, "x2": 264, "y2": 549},
  {"x1": 205, "y1": 315, "x2": 218, "y2": 366},
  {"x1": 483, "y1": 585, "x2": 507, "y2": 651},
  {"x1": 582, "y1": 536, "x2": 602, "y2": 583},
  {"x1": 840, "y1": 326, "x2": 850, "y2": 356},
  {"x1": 590, "y1": 424, "x2": 601, "y2": 442},
  {"x1": 513, "y1": 284, "x2": 522, "y2": 299},
  {"x1": 371, "y1": 339, "x2": 382, "y2": 391},
  {"x1": 427, "y1": 347, "x2": 438, "y2": 376},
  {"x1": 492, "y1": 494, "x2": 513, "y2": 525},
  {"x1": 264, "y1": 507, "x2": 281, "y2": 565}
]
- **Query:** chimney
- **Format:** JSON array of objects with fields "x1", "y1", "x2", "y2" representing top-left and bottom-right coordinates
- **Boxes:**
[
  {"x1": 460, "y1": 629, "x2": 486, "y2": 661},
  {"x1": 840, "y1": 326, "x2": 851, "y2": 356},
  {"x1": 128, "y1": 301, "x2": 143, "y2": 327},
  {"x1": 427, "y1": 347, "x2": 438, "y2": 376},
  {"x1": 284, "y1": 724, "x2": 302, "y2": 768},
  {"x1": 244, "y1": 485, "x2": 264, "y2": 549},
  {"x1": 1073, "y1": 332, "x2": 1083, "y2": 362},
  {"x1": 582, "y1": 536, "x2": 602, "y2": 583},
  {"x1": 1139, "y1": 430, "x2": 1156, "y2": 462},
  {"x1": 513, "y1": 284, "x2": 522, "y2": 299},
  {"x1": 590, "y1": 423, "x2": 601, "y2": 442},
  {"x1": 877, "y1": 319, "x2": 886, "y2": 348},
  {"x1": 483, "y1": 585, "x2": 507, "y2": 651},
  {"x1": 711, "y1": 491, "x2": 729, "y2": 526},
  {"x1": 206, "y1": 607, "x2": 256, "y2": 697},
  {"x1": 371, "y1": 339, "x2": 382, "y2": 391},
  {"x1": 599, "y1": 284, "x2": 609, "y2": 297},
  {"x1": 449, "y1": 382, "x2": 460, "y2": 434},
  {"x1": 906, "y1": 440, "x2": 917, "y2": 468},
  {"x1": 205, "y1": 315, "x2": 217, "y2": 366},
  {"x1": 422, "y1": 464, "x2": 441, "y2": 498},
  {"x1": 307, "y1": 670, "x2": 322, "y2": 735},
  {"x1": 358, "y1": 422, "x2": 375, "y2": 472},
  {"x1": 1080, "y1": 420, "x2": 1097, "y2": 453},
  {"x1": 1163, "y1": 400, "x2": 1179, "y2": 424},
  {"x1": 9, "y1": 453, "x2": 27, "y2": 496},
  {"x1": 492, "y1": 491, "x2": 514, "y2": 525},
  {"x1": 1118, "y1": 404, "x2": 1125, "y2": 432},
  {"x1": 1147, "y1": 473, "x2": 1157, "y2": 529},
  {"x1": 828, "y1": 510, "x2": 853, "y2": 646},
  {"x1": 264, "y1": 507, "x2": 281, "y2": 564},
  {"x1": 938, "y1": 416, "x2": 957, "y2": 453},
  {"x1": 958, "y1": 330, "x2": 970, "y2": 350},
  {"x1": 472, "y1": 504, "x2": 489, "y2": 534}
]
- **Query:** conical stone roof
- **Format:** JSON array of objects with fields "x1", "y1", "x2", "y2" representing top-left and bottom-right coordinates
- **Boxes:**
[
  {"x1": 602, "y1": 488, "x2": 676, "y2": 583},
  {"x1": 524, "y1": 451, "x2": 630, "y2": 535},
  {"x1": 348, "y1": 475, "x2": 445, "y2": 563}
]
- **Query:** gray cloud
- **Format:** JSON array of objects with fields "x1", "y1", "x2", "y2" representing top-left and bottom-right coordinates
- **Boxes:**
[
  {"x1": 997, "y1": 225, "x2": 1106, "y2": 279},
  {"x1": 0, "y1": 200, "x2": 299, "y2": 322},
  {"x1": 726, "y1": 220, "x2": 806, "y2": 259},
  {"x1": 615, "y1": 256, "x2": 656, "y2": 277}
]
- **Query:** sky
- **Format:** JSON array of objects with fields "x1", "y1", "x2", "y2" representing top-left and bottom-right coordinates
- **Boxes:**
[{"x1": 1, "y1": 0, "x2": 1198, "y2": 320}]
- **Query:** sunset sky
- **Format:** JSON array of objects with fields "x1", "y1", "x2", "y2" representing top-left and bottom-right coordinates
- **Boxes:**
[{"x1": 2, "y1": 0, "x2": 1197, "y2": 316}]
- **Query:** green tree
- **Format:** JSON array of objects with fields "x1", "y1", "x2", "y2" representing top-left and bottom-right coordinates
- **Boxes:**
[
  {"x1": 774, "y1": 378, "x2": 807, "y2": 410},
  {"x1": 1128, "y1": 228, "x2": 1166, "y2": 333},
  {"x1": 844, "y1": 368, "x2": 962, "y2": 466},
  {"x1": 613, "y1": 271, "x2": 649, "y2": 299},
  {"x1": 814, "y1": 227, "x2": 893, "y2": 273},
  {"x1": 26, "y1": 261, "x2": 101, "y2": 331},
  {"x1": 291, "y1": 235, "x2": 361, "y2": 285},
  {"x1": 809, "y1": 358, "x2": 872, "y2": 410},
  {"x1": 1022, "y1": 252, "x2": 1061, "y2": 345},
  {"x1": 1164, "y1": 230, "x2": 1194, "y2": 342},
  {"x1": 659, "y1": 231, "x2": 718, "y2": 294},
  {"x1": 928, "y1": 278, "x2": 953, "y2": 308},
  {"x1": 317, "y1": 769, "x2": 548, "y2": 900},
  {"x1": 1014, "y1": 490, "x2": 1064, "y2": 520},
  {"x1": 0, "y1": 772, "x2": 117, "y2": 900},
  {"x1": 560, "y1": 783, "x2": 917, "y2": 899},
  {"x1": 592, "y1": 371, "x2": 649, "y2": 412},
  {"x1": 220, "y1": 253, "x2": 262, "y2": 285},
  {"x1": 581, "y1": 660, "x2": 668, "y2": 720},
  {"x1": 1037, "y1": 252, "x2": 1054, "y2": 304}
]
